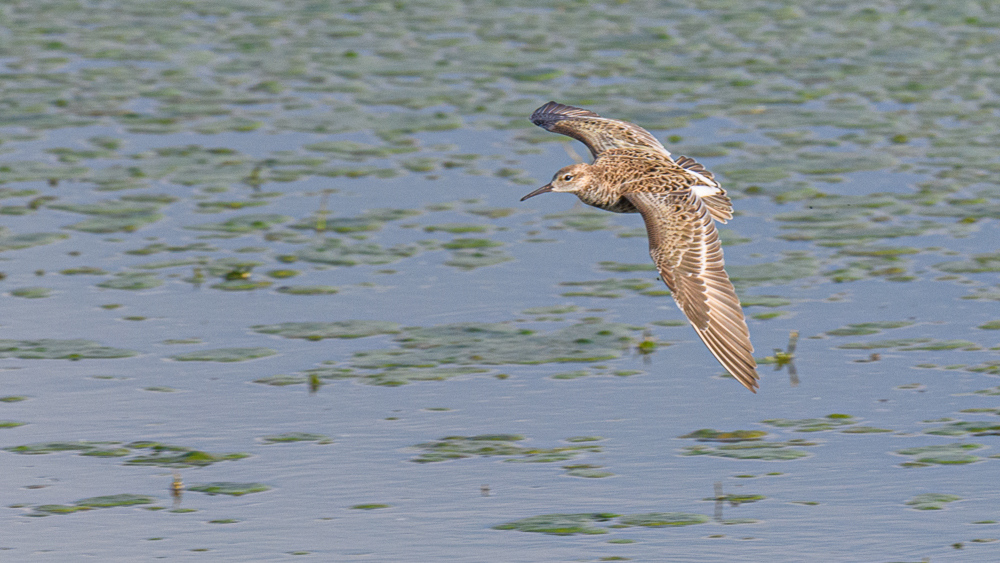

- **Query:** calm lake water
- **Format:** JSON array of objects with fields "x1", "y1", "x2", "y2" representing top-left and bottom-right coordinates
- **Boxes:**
[{"x1": 3, "y1": 2, "x2": 1000, "y2": 561}]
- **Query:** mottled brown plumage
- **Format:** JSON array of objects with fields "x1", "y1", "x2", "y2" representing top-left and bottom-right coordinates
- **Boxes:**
[{"x1": 522, "y1": 102, "x2": 759, "y2": 392}]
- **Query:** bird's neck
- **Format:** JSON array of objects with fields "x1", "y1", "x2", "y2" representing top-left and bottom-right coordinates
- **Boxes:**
[{"x1": 573, "y1": 167, "x2": 618, "y2": 210}]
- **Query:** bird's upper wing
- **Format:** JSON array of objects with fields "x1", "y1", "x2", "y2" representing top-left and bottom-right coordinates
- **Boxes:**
[
  {"x1": 531, "y1": 101, "x2": 670, "y2": 159},
  {"x1": 624, "y1": 189, "x2": 759, "y2": 392}
]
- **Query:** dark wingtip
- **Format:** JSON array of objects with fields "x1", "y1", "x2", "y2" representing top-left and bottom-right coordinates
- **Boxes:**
[{"x1": 530, "y1": 101, "x2": 600, "y2": 128}]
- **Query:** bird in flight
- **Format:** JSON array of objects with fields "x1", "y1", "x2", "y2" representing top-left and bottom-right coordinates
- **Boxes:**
[{"x1": 521, "y1": 101, "x2": 759, "y2": 392}]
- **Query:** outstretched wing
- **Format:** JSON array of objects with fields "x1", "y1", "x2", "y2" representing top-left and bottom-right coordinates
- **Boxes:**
[
  {"x1": 531, "y1": 101, "x2": 670, "y2": 159},
  {"x1": 624, "y1": 189, "x2": 759, "y2": 392}
]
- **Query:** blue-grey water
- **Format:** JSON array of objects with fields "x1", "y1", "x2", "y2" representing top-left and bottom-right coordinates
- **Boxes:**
[{"x1": 3, "y1": 2, "x2": 1000, "y2": 561}]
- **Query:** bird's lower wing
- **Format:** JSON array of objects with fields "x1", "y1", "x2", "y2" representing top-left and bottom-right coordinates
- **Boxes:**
[{"x1": 624, "y1": 190, "x2": 759, "y2": 392}]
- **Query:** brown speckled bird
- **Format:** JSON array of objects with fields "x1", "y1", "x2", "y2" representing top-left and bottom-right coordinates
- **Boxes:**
[{"x1": 521, "y1": 101, "x2": 759, "y2": 392}]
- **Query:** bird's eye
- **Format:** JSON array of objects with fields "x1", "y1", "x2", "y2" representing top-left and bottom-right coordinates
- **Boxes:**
[{"x1": 562, "y1": 174, "x2": 573, "y2": 181}]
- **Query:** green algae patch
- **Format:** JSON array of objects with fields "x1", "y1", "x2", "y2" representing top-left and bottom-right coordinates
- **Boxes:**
[
  {"x1": 186, "y1": 214, "x2": 291, "y2": 233},
  {"x1": 679, "y1": 429, "x2": 767, "y2": 442},
  {"x1": 267, "y1": 366, "x2": 491, "y2": 387},
  {"x1": 838, "y1": 339, "x2": 980, "y2": 351},
  {"x1": 923, "y1": 422, "x2": 1000, "y2": 437},
  {"x1": 906, "y1": 494, "x2": 962, "y2": 511},
  {"x1": 0, "y1": 230, "x2": 69, "y2": 252},
  {"x1": 544, "y1": 209, "x2": 616, "y2": 232},
  {"x1": 253, "y1": 321, "x2": 401, "y2": 340},
  {"x1": 895, "y1": 444, "x2": 985, "y2": 467},
  {"x1": 616, "y1": 513, "x2": 711, "y2": 527},
  {"x1": 124, "y1": 444, "x2": 249, "y2": 468},
  {"x1": 522, "y1": 305, "x2": 579, "y2": 316},
  {"x1": 761, "y1": 414, "x2": 858, "y2": 432},
  {"x1": 350, "y1": 503, "x2": 391, "y2": 510},
  {"x1": 188, "y1": 483, "x2": 270, "y2": 496},
  {"x1": 97, "y1": 272, "x2": 163, "y2": 290},
  {"x1": 424, "y1": 223, "x2": 490, "y2": 234},
  {"x1": 0, "y1": 339, "x2": 138, "y2": 360},
  {"x1": 741, "y1": 296, "x2": 793, "y2": 308},
  {"x1": 276, "y1": 285, "x2": 340, "y2": 295},
  {"x1": 841, "y1": 426, "x2": 893, "y2": 434},
  {"x1": 444, "y1": 248, "x2": 514, "y2": 270},
  {"x1": 351, "y1": 321, "x2": 637, "y2": 369},
  {"x1": 563, "y1": 464, "x2": 615, "y2": 478},
  {"x1": 11, "y1": 287, "x2": 52, "y2": 299},
  {"x1": 28, "y1": 494, "x2": 157, "y2": 517},
  {"x1": 559, "y1": 278, "x2": 657, "y2": 298},
  {"x1": 493, "y1": 513, "x2": 619, "y2": 535},
  {"x1": 5, "y1": 441, "x2": 130, "y2": 456},
  {"x1": 0, "y1": 421, "x2": 26, "y2": 429},
  {"x1": 682, "y1": 440, "x2": 815, "y2": 461},
  {"x1": 170, "y1": 348, "x2": 276, "y2": 362},
  {"x1": 261, "y1": 432, "x2": 332, "y2": 444},
  {"x1": 825, "y1": 322, "x2": 915, "y2": 337},
  {"x1": 410, "y1": 434, "x2": 600, "y2": 464},
  {"x1": 296, "y1": 238, "x2": 424, "y2": 267}
]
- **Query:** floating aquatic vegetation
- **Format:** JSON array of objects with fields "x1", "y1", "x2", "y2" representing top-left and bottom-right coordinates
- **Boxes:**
[
  {"x1": 259, "y1": 366, "x2": 490, "y2": 387},
  {"x1": 544, "y1": 208, "x2": 618, "y2": 231},
  {"x1": 618, "y1": 513, "x2": 712, "y2": 527},
  {"x1": 935, "y1": 252, "x2": 1000, "y2": 274},
  {"x1": 825, "y1": 322, "x2": 915, "y2": 337},
  {"x1": 170, "y1": 348, "x2": 276, "y2": 362},
  {"x1": 559, "y1": 278, "x2": 658, "y2": 298},
  {"x1": 274, "y1": 285, "x2": 340, "y2": 295},
  {"x1": 493, "y1": 511, "x2": 714, "y2": 535},
  {"x1": 253, "y1": 321, "x2": 400, "y2": 340},
  {"x1": 26, "y1": 494, "x2": 157, "y2": 517},
  {"x1": 0, "y1": 230, "x2": 69, "y2": 252},
  {"x1": 125, "y1": 242, "x2": 218, "y2": 256},
  {"x1": 0, "y1": 340, "x2": 137, "y2": 360},
  {"x1": 350, "y1": 321, "x2": 637, "y2": 369},
  {"x1": 905, "y1": 494, "x2": 962, "y2": 511},
  {"x1": 838, "y1": 339, "x2": 981, "y2": 351},
  {"x1": 598, "y1": 262, "x2": 656, "y2": 273},
  {"x1": 522, "y1": 305, "x2": 579, "y2": 316},
  {"x1": 923, "y1": 422, "x2": 1000, "y2": 437},
  {"x1": 6, "y1": 440, "x2": 247, "y2": 468},
  {"x1": 493, "y1": 513, "x2": 619, "y2": 535},
  {"x1": 260, "y1": 433, "x2": 332, "y2": 444},
  {"x1": 562, "y1": 464, "x2": 614, "y2": 478},
  {"x1": 186, "y1": 214, "x2": 291, "y2": 233},
  {"x1": 296, "y1": 238, "x2": 425, "y2": 266},
  {"x1": 727, "y1": 252, "x2": 819, "y2": 287},
  {"x1": 678, "y1": 429, "x2": 768, "y2": 442},
  {"x1": 97, "y1": 272, "x2": 163, "y2": 290},
  {"x1": 424, "y1": 223, "x2": 490, "y2": 234},
  {"x1": 60, "y1": 266, "x2": 107, "y2": 275},
  {"x1": 188, "y1": 483, "x2": 270, "y2": 496},
  {"x1": 10, "y1": 287, "x2": 52, "y2": 298},
  {"x1": 444, "y1": 248, "x2": 513, "y2": 269},
  {"x1": 0, "y1": 421, "x2": 26, "y2": 428},
  {"x1": 895, "y1": 444, "x2": 985, "y2": 467},
  {"x1": 681, "y1": 440, "x2": 815, "y2": 461},
  {"x1": 760, "y1": 414, "x2": 858, "y2": 432},
  {"x1": 410, "y1": 434, "x2": 600, "y2": 464},
  {"x1": 350, "y1": 503, "x2": 392, "y2": 510}
]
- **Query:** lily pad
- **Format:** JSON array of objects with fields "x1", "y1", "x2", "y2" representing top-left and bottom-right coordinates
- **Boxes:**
[
  {"x1": 170, "y1": 348, "x2": 276, "y2": 362},
  {"x1": 253, "y1": 321, "x2": 401, "y2": 340},
  {"x1": 260, "y1": 432, "x2": 332, "y2": 444},
  {"x1": 0, "y1": 340, "x2": 138, "y2": 360},
  {"x1": 493, "y1": 513, "x2": 619, "y2": 535},
  {"x1": 895, "y1": 444, "x2": 985, "y2": 467},
  {"x1": 188, "y1": 482, "x2": 270, "y2": 496},
  {"x1": 905, "y1": 494, "x2": 962, "y2": 510}
]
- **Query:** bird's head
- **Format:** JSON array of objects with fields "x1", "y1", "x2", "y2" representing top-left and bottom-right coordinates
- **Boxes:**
[{"x1": 520, "y1": 164, "x2": 593, "y2": 201}]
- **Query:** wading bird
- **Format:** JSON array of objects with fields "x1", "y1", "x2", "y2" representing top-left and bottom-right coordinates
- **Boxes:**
[{"x1": 521, "y1": 102, "x2": 759, "y2": 392}]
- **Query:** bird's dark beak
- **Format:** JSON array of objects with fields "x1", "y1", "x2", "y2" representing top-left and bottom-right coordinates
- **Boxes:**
[{"x1": 520, "y1": 183, "x2": 553, "y2": 202}]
